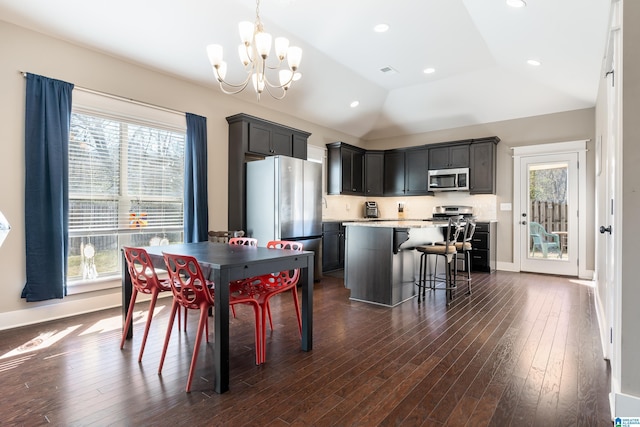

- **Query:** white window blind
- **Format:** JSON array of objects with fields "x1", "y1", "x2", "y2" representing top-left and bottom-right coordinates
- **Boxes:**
[{"x1": 67, "y1": 89, "x2": 186, "y2": 283}]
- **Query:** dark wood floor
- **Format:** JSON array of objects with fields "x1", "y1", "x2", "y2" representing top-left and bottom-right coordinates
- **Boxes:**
[{"x1": 0, "y1": 271, "x2": 611, "y2": 426}]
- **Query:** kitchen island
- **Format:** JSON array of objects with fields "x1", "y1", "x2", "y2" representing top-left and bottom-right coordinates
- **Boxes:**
[{"x1": 343, "y1": 221, "x2": 448, "y2": 307}]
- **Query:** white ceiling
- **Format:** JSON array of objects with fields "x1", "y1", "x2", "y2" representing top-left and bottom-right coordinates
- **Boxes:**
[{"x1": 0, "y1": 0, "x2": 611, "y2": 140}]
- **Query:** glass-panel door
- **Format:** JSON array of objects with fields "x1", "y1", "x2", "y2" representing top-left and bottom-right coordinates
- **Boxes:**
[{"x1": 520, "y1": 153, "x2": 578, "y2": 276}]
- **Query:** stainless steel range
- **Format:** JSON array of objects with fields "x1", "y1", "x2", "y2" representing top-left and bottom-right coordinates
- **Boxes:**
[{"x1": 430, "y1": 205, "x2": 475, "y2": 220}]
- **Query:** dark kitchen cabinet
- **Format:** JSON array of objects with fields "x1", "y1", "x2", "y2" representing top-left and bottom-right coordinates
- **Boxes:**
[
  {"x1": 470, "y1": 221, "x2": 496, "y2": 272},
  {"x1": 383, "y1": 150, "x2": 405, "y2": 196},
  {"x1": 247, "y1": 122, "x2": 293, "y2": 157},
  {"x1": 384, "y1": 148, "x2": 430, "y2": 196},
  {"x1": 428, "y1": 143, "x2": 469, "y2": 169},
  {"x1": 322, "y1": 222, "x2": 345, "y2": 272},
  {"x1": 364, "y1": 151, "x2": 384, "y2": 196},
  {"x1": 227, "y1": 113, "x2": 311, "y2": 231},
  {"x1": 469, "y1": 139, "x2": 498, "y2": 194},
  {"x1": 292, "y1": 134, "x2": 307, "y2": 160},
  {"x1": 405, "y1": 147, "x2": 429, "y2": 195},
  {"x1": 326, "y1": 142, "x2": 365, "y2": 195}
]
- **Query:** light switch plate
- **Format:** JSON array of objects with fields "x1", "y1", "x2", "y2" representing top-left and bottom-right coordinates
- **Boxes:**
[{"x1": 500, "y1": 203, "x2": 512, "y2": 211}]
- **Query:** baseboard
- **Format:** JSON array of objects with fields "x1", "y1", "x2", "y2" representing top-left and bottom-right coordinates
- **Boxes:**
[
  {"x1": 0, "y1": 291, "x2": 170, "y2": 332},
  {"x1": 496, "y1": 262, "x2": 519, "y2": 272},
  {"x1": 594, "y1": 284, "x2": 611, "y2": 360},
  {"x1": 580, "y1": 269, "x2": 595, "y2": 280},
  {"x1": 496, "y1": 262, "x2": 594, "y2": 280}
]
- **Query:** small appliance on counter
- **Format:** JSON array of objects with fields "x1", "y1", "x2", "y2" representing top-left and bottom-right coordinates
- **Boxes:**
[{"x1": 364, "y1": 201, "x2": 379, "y2": 218}]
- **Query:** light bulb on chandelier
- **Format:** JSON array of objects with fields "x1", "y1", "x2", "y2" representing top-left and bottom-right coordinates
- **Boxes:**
[{"x1": 206, "y1": 0, "x2": 302, "y2": 100}]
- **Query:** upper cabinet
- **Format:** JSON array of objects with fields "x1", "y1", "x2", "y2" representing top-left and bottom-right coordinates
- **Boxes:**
[
  {"x1": 364, "y1": 151, "x2": 384, "y2": 196},
  {"x1": 248, "y1": 122, "x2": 292, "y2": 157},
  {"x1": 405, "y1": 147, "x2": 430, "y2": 195},
  {"x1": 469, "y1": 138, "x2": 499, "y2": 194},
  {"x1": 383, "y1": 150, "x2": 405, "y2": 196},
  {"x1": 324, "y1": 136, "x2": 499, "y2": 198},
  {"x1": 228, "y1": 113, "x2": 310, "y2": 160},
  {"x1": 383, "y1": 147, "x2": 430, "y2": 196},
  {"x1": 428, "y1": 143, "x2": 470, "y2": 170},
  {"x1": 327, "y1": 142, "x2": 365, "y2": 195}
]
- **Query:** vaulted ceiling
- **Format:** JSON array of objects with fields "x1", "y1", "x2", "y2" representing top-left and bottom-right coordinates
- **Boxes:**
[{"x1": 0, "y1": 0, "x2": 611, "y2": 140}]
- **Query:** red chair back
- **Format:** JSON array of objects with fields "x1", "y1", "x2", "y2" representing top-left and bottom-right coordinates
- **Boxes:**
[
  {"x1": 229, "y1": 237, "x2": 258, "y2": 246},
  {"x1": 265, "y1": 240, "x2": 303, "y2": 288},
  {"x1": 123, "y1": 246, "x2": 171, "y2": 294},
  {"x1": 162, "y1": 252, "x2": 214, "y2": 310}
]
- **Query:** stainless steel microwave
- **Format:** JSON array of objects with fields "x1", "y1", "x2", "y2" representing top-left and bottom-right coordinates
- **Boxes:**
[{"x1": 427, "y1": 168, "x2": 470, "y2": 192}]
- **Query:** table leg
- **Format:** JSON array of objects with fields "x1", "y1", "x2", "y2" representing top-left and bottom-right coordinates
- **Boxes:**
[
  {"x1": 301, "y1": 254, "x2": 313, "y2": 351},
  {"x1": 213, "y1": 269, "x2": 230, "y2": 393},
  {"x1": 122, "y1": 251, "x2": 133, "y2": 339}
]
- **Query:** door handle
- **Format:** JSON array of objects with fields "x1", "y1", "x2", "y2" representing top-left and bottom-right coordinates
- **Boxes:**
[
  {"x1": 599, "y1": 225, "x2": 612, "y2": 234},
  {"x1": 521, "y1": 221, "x2": 527, "y2": 225}
]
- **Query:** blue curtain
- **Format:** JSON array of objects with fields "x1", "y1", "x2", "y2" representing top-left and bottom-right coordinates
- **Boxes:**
[
  {"x1": 21, "y1": 74, "x2": 74, "y2": 302},
  {"x1": 184, "y1": 113, "x2": 209, "y2": 243}
]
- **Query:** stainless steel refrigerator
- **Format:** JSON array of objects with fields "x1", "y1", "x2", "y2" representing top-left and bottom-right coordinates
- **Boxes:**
[{"x1": 246, "y1": 155, "x2": 322, "y2": 281}]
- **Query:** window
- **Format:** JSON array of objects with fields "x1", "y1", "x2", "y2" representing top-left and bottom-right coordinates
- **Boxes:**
[{"x1": 67, "y1": 91, "x2": 186, "y2": 285}]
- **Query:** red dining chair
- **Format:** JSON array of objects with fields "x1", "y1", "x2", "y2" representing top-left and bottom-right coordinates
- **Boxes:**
[
  {"x1": 228, "y1": 237, "x2": 258, "y2": 319},
  {"x1": 159, "y1": 252, "x2": 262, "y2": 392},
  {"x1": 121, "y1": 246, "x2": 182, "y2": 362},
  {"x1": 228, "y1": 237, "x2": 257, "y2": 246},
  {"x1": 234, "y1": 240, "x2": 303, "y2": 363}
]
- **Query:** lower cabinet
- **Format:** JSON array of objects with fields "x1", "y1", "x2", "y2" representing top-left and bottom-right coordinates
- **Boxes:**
[
  {"x1": 322, "y1": 222, "x2": 345, "y2": 272},
  {"x1": 471, "y1": 221, "x2": 496, "y2": 272}
]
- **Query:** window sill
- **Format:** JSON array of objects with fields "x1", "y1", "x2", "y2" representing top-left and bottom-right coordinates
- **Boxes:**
[{"x1": 67, "y1": 275, "x2": 121, "y2": 295}]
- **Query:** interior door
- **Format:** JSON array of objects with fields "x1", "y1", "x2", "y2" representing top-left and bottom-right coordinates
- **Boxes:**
[{"x1": 519, "y1": 153, "x2": 578, "y2": 276}]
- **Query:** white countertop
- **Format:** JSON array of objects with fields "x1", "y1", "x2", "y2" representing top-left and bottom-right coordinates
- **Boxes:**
[
  {"x1": 339, "y1": 218, "x2": 497, "y2": 228},
  {"x1": 342, "y1": 220, "x2": 447, "y2": 228}
]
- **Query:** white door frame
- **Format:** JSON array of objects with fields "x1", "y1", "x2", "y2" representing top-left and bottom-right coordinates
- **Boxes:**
[
  {"x1": 512, "y1": 140, "x2": 588, "y2": 279},
  {"x1": 599, "y1": 1, "x2": 623, "y2": 413},
  {"x1": 519, "y1": 152, "x2": 578, "y2": 276}
]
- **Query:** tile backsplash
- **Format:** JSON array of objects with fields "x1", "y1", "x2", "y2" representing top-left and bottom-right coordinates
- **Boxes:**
[{"x1": 323, "y1": 193, "x2": 497, "y2": 221}]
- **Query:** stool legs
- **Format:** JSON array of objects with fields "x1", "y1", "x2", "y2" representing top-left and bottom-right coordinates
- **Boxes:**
[
  {"x1": 416, "y1": 252, "x2": 456, "y2": 304},
  {"x1": 417, "y1": 252, "x2": 426, "y2": 303},
  {"x1": 465, "y1": 250, "x2": 472, "y2": 295}
]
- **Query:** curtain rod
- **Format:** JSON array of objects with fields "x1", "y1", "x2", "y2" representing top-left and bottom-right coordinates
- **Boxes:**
[{"x1": 19, "y1": 71, "x2": 186, "y2": 117}]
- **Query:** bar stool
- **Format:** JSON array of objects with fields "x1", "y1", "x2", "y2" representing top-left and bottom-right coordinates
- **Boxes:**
[
  {"x1": 415, "y1": 216, "x2": 464, "y2": 305},
  {"x1": 454, "y1": 219, "x2": 476, "y2": 295}
]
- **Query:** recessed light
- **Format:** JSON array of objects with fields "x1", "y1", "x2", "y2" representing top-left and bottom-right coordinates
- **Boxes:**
[
  {"x1": 350, "y1": 101, "x2": 360, "y2": 108},
  {"x1": 506, "y1": 0, "x2": 526, "y2": 7},
  {"x1": 527, "y1": 59, "x2": 541, "y2": 66},
  {"x1": 423, "y1": 67, "x2": 435, "y2": 74},
  {"x1": 374, "y1": 23, "x2": 389, "y2": 33}
]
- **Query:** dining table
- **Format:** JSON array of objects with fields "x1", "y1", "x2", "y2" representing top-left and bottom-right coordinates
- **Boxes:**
[{"x1": 121, "y1": 241, "x2": 314, "y2": 393}]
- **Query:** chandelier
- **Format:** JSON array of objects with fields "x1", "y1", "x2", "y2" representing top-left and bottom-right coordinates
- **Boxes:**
[{"x1": 206, "y1": 0, "x2": 302, "y2": 100}]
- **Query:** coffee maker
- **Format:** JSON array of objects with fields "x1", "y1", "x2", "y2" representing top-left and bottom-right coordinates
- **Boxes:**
[{"x1": 364, "y1": 201, "x2": 379, "y2": 218}]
